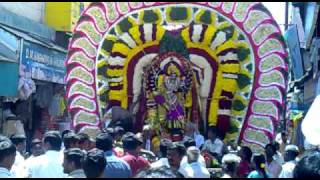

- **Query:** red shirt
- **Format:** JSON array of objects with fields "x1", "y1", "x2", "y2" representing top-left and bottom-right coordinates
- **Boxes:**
[
  {"x1": 121, "y1": 153, "x2": 150, "y2": 177},
  {"x1": 237, "y1": 160, "x2": 251, "y2": 177}
]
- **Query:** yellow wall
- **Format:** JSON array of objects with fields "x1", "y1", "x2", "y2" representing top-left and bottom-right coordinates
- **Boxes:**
[{"x1": 45, "y1": 2, "x2": 91, "y2": 32}]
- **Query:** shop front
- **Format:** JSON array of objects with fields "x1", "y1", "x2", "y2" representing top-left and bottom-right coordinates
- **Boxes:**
[
  {"x1": 0, "y1": 24, "x2": 68, "y2": 152},
  {"x1": 19, "y1": 39, "x2": 68, "y2": 142}
]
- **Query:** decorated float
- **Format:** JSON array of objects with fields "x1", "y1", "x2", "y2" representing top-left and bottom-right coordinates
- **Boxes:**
[{"x1": 66, "y1": 2, "x2": 288, "y2": 152}]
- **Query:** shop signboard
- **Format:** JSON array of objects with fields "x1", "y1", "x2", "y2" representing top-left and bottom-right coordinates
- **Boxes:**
[{"x1": 20, "y1": 41, "x2": 66, "y2": 84}]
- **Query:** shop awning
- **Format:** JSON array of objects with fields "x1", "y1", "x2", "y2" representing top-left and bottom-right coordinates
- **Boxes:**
[
  {"x1": 0, "y1": 54, "x2": 14, "y2": 63},
  {"x1": 0, "y1": 24, "x2": 67, "y2": 53}
]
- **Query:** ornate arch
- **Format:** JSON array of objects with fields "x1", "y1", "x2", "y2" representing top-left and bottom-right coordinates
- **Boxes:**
[{"x1": 66, "y1": 2, "x2": 288, "y2": 152}]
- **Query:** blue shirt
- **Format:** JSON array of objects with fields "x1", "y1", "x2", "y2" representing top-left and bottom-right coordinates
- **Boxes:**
[
  {"x1": 247, "y1": 170, "x2": 269, "y2": 178},
  {"x1": 104, "y1": 151, "x2": 132, "y2": 178},
  {"x1": 248, "y1": 170, "x2": 263, "y2": 178}
]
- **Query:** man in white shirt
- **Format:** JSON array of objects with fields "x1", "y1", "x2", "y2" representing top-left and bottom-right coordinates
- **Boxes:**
[
  {"x1": 23, "y1": 139, "x2": 44, "y2": 177},
  {"x1": 26, "y1": 131, "x2": 65, "y2": 178},
  {"x1": 0, "y1": 140, "x2": 16, "y2": 178},
  {"x1": 265, "y1": 143, "x2": 282, "y2": 178},
  {"x1": 276, "y1": 131, "x2": 289, "y2": 154},
  {"x1": 202, "y1": 127, "x2": 224, "y2": 157},
  {"x1": 279, "y1": 145, "x2": 299, "y2": 178},
  {"x1": 9, "y1": 134, "x2": 26, "y2": 178},
  {"x1": 181, "y1": 137, "x2": 206, "y2": 167},
  {"x1": 179, "y1": 146, "x2": 210, "y2": 178},
  {"x1": 167, "y1": 142, "x2": 186, "y2": 172},
  {"x1": 273, "y1": 141, "x2": 285, "y2": 165}
]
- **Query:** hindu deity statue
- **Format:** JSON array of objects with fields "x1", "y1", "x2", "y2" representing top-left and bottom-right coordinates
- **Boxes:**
[{"x1": 144, "y1": 53, "x2": 194, "y2": 136}]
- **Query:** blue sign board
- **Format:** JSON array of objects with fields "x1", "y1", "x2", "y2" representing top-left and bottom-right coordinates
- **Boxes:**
[{"x1": 20, "y1": 41, "x2": 66, "y2": 84}]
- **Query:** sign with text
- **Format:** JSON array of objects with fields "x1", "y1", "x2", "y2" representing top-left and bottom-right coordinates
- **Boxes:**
[{"x1": 20, "y1": 41, "x2": 66, "y2": 84}]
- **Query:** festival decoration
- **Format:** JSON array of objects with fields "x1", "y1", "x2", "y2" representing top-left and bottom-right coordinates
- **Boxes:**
[{"x1": 66, "y1": 2, "x2": 288, "y2": 152}]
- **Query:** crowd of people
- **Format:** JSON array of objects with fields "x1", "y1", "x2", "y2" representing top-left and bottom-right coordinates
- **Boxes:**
[{"x1": 0, "y1": 122, "x2": 319, "y2": 178}]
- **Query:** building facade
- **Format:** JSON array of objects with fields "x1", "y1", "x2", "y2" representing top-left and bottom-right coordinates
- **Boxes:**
[
  {"x1": 0, "y1": 2, "x2": 82, "y2": 149},
  {"x1": 285, "y1": 2, "x2": 320, "y2": 148}
]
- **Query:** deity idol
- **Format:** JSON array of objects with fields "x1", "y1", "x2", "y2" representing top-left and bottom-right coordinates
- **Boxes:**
[{"x1": 144, "y1": 53, "x2": 194, "y2": 137}]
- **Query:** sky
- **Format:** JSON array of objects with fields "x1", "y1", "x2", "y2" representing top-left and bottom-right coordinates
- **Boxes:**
[{"x1": 262, "y1": 2, "x2": 287, "y2": 33}]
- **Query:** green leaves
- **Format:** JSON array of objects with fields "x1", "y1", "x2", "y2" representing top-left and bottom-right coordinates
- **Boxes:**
[
  {"x1": 232, "y1": 99, "x2": 246, "y2": 111},
  {"x1": 237, "y1": 47, "x2": 250, "y2": 62},
  {"x1": 237, "y1": 73, "x2": 251, "y2": 89},
  {"x1": 159, "y1": 31, "x2": 189, "y2": 59}
]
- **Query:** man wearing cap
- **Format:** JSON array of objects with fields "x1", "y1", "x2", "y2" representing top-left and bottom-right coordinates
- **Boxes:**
[
  {"x1": 26, "y1": 131, "x2": 65, "y2": 178},
  {"x1": 0, "y1": 140, "x2": 16, "y2": 178},
  {"x1": 9, "y1": 134, "x2": 26, "y2": 177},
  {"x1": 279, "y1": 145, "x2": 300, "y2": 178},
  {"x1": 63, "y1": 148, "x2": 86, "y2": 178},
  {"x1": 121, "y1": 132, "x2": 150, "y2": 177},
  {"x1": 179, "y1": 146, "x2": 210, "y2": 178}
]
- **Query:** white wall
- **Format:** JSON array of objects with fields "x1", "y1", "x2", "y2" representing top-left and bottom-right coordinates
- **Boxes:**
[{"x1": 0, "y1": 2, "x2": 45, "y2": 23}]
